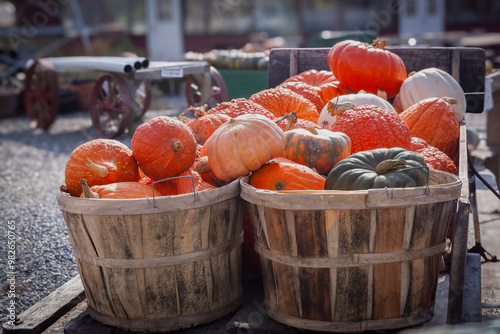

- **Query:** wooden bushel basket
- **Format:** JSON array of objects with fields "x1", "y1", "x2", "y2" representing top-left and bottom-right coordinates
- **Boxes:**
[
  {"x1": 56, "y1": 180, "x2": 244, "y2": 332},
  {"x1": 240, "y1": 170, "x2": 461, "y2": 332}
]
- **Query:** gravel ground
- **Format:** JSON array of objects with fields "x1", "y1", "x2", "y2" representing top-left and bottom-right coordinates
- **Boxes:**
[{"x1": 0, "y1": 95, "x2": 188, "y2": 330}]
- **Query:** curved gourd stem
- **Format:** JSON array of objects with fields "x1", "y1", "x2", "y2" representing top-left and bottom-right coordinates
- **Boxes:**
[
  {"x1": 274, "y1": 111, "x2": 297, "y2": 131},
  {"x1": 86, "y1": 160, "x2": 109, "y2": 178},
  {"x1": 80, "y1": 179, "x2": 100, "y2": 199},
  {"x1": 376, "y1": 159, "x2": 407, "y2": 174}
]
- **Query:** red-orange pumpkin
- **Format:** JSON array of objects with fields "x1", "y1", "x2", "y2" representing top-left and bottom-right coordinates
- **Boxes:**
[
  {"x1": 399, "y1": 97, "x2": 460, "y2": 161},
  {"x1": 139, "y1": 175, "x2": 178, "y2": 196},
  {"x1": 249, "y1": 157, "x2": 325, "y2": 191},
  {"x1": 410, "y1": 137, "x2": 458, "y2": 175},
  {"x1": 176, "y1": 170, "x2": 216, "y2": 194},
  {"x1": 65, "y1": 139, "x2": 140, "y2": 197},
  {"x1": 250, "y1": 87, "x2": 319, "y2": 123},
  {"x1": 80, "y1": 180, "x2": 161, "y2": 199},
  {"x1": 206, "y1": 98, "x2": 276, "y2": 120},
  {"x1": 279, "y1": 81, "x2": 325, "y2": 113},
  {"x1": 328, "y1": 39, "x2": 407, "y2": 98},
  {"x1": 181, "y1": 105, "x2": 231, "y2": 145},
  {"x1": 329, "y1": 104, "x2": 412, "y2": 154},
  {"x1": 282, "y1": 69, "x2": 346, "y2": 103},
  {"x1": 131, "y1": 116, "x2": 198, "y2": 181}
]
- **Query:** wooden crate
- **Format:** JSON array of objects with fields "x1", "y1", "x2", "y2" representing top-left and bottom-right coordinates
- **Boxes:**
[{"x1": 266, "y1": 47, "x2": 486, "y2": 325}]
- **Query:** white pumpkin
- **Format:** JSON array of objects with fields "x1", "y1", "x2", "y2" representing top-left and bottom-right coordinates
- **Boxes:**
[
  {"x1": 317, "y1": 91, "x2": 396, "y2": 129},
  {"x1": 397, "y1": 68, "x2": 466, "y2": 121}
]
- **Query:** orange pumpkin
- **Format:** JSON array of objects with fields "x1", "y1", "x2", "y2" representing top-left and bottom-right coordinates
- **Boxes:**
[
  {"x1": 282, "y1": 69, "x2": 345, "y2": 103},
  {"x1": 329, "y1": 104, "x2": 412, "y2": 154},
  {"x1": 65, "y1": 139, "x2": 140, "y2": 197},
  {"x1": 131, "y1": 116, "x2": 197, "y2": 181},
  {"x1": 249, "y1": 157, "x2": 325, "y2": 191},
  {"x1": 206, "y1": 98, "x2": 275, "y2": 120},
  {"x1": 139, "y1": 175, "x2": 178, "y2": 196},
  {"x1": 176, "y1": 170, "x2": 216, "y2": 195},
  {"x1": 180, "y1": 105, "x2": 231, "y2": 145},
  {"x1": 410, "y1": 137, "x2": 458, "y2": 175},
  {"x1": 250, "y1": 87, "x2": 319, "y2": 123},
  {"x1": 80, "y1": 180, "x2": 161, "y2": 199},
  {"x1": 399, "y1": 97, "x2": 460, "y2": 160},
  {"x1": 206, "y1": 114, "x2": 285, "y2": 182},
  {"x1": 279, "y1": 81, "x2": 325, "y2": 113},
  {"x1": 192, "y1": 156, "x2": 225, "y2": 187}
]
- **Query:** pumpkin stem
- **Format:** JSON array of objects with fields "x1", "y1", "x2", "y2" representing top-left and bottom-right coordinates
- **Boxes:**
[
  {"x1": 80, "y1": 179, "x2": 100, "y2": 199},
  {"x1": 377, "y1": 90, "x2": 388, "y2": 100},
  {"x1": 86, "y1": 160, "x2": 109, "y2": 178},
  {"x1": 376, "y1": 159, "x2": 407, "y2": 174},
  {"x1": 408, "y1": 71, "x2": 417, "y2": 77},
  {"x1": 371, "y1": 38, "x2": 387, "y2": 49},
  {"x1": 441, "y1": 97, "x2": 458, "y2": 105},
  {"x1": 305, "y1": 127, "x2": 319, "y2": 135},
  {"x1": 171, "y1": 141, "x2": 183, "y2": 152},
  {"x1": 327, "y1": 101, "x2": 356, "y2": 117},
  {"x1": 274, "y1": 111, "x2": 297, "y2": 131},
  {"x1": 192, "y1": 156, "x2": 211, "y2": 174}
]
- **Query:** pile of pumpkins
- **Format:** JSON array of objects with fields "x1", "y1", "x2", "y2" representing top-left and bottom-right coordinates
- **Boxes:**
[{"x1": 62, "y1": 39, "x2": 464, "y2": 200}]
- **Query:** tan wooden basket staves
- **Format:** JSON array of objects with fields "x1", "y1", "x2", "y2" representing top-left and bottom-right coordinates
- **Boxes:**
[
  {"x1": 240, "y1": 169, "x2": 461, "y2": 332},
  {"x1": 56, "y1": 179, "x2": 244, "y2": 332}
]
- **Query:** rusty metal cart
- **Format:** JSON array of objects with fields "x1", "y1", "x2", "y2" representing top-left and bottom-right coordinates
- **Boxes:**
[{"x1": 23, "y1": 57, "x2": 228, "y2": 138}]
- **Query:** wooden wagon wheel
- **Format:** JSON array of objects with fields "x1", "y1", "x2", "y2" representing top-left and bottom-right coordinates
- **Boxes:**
[
  {"x1": 23, "y1": 59, "x2": 59, "y2": 129},
  {"x1": 135, "y1": 78, "x2": 152, "y2": 116},
  {"x1": 89, "y1": 74, "x2": 131, "y2": 139},
  {"x1": 185, "y1": 66, "x2": 229, "y2": 107}
]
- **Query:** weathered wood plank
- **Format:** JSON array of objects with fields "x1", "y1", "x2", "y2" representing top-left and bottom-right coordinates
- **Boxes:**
[{"x1": 2, "y1": 275, "x2": 85, "y2": 334}]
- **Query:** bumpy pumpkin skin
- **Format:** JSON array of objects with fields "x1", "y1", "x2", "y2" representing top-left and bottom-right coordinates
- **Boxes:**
[
  {"x1": 206, "y1": 114, "x2": 286, "y2": 182},
  {"x1": 82, "y1": 181, "x2": 161, "y2": 199},
  {"x1": 250, "y1": 87, "x2": 319, "y2": 123},
  {"x1": 131, "y1": 116, "x2": 197, "y2": 181},
  {"x1": 282, "y1": 69, "x2": 345, "y2": 103},
  {"x1": 279, "y1": 81, "x2": 325, "y2": 113},
  {"x1": 329, "y1": 104, "x2": 412, "y2": 154},
  {"x1": 65, "y1": 139, "x2": 140, "y2": 197},
  {"x1": 284, "y1": 128, "x2": 351, "y2": 175},
  {"x1": 400, "y1": 97, "x2": 460, "y2": 161},
  {"x1": 249, "y1": 158, "x2": 325, "y2": 191},
  {"x1": 411, "y1": 137, "x2": 458, "y2": 175},
  {"x1": 325, "y1": 148, "x2": 428, "y2": 190},
  {"x1": 206, "y1": 98, "x2": 276, "y2": 120},
  {"x1": 328, "y1": 39, "x2": 407, "y2": 98},
  {"x1": 184, "y1": 106, "x2": 231, "y2": 145}
]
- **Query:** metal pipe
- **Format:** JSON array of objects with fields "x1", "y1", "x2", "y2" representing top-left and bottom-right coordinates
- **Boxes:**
[{"x1": 25, "y1": 57, "x2": 149, "y2": 73}]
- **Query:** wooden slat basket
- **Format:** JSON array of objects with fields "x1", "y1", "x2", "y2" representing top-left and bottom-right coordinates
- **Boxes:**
[
  {"x1": 56, "y1": 180, "x2": 245, "y2": 332},
  {"x1": 240, "y1": 169, "x2": 461, "y2": 332}
]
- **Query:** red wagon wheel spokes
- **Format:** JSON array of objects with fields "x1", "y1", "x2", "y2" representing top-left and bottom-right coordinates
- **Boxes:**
[
  {"x1": 23, "y1": 59, "x2": 59, "y2": 129},
  {"x1": 89, "y1": 74, "x2": 131, "y2": 139}
]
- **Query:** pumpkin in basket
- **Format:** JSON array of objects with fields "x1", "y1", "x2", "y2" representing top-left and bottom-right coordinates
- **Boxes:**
[
  {"x1": 250, "y1": 87, "x2": 319, "y2": 123},
  {"x1": 80, "y1": 180, "x2": 161, "y2": 199},
  {"x1": 179, "y1": 105, "x2": 231, "y2": 145},
  {"x1": 281, "y1": 69, "x2": 345, "y2": 103},
  {"x1": 328, "y1": 104, "x2": 412, "y2": 154},
  {"x1": 249, "y1": 157, "x2": 325, "y2": 191},
  {"x1": 318, "y1": 90, "x2": 396, "y2": 129},
  {"x1": 206, "y1": 98, "x2": 276, "y2": 120},
  {"x1": 176, "y1": 169, "x2": 216, "y2": 195},
  {"x1": 411, "y1": 137, "x2": 458, "y2": 175},
  {"x1": 283, "y1": 127, "x2": 351, "y2": 175},
  {"x1": 325, "y1": 148, "x2": 428, "y2": 190},
  {"x1": 399, "y1": 97, "x2": 460, "y2": 161},
  {"x1": 327, "y1": 39, "x2": 407, "y2": 98},
  {"x1": 131, "y1": 116, "x2": 198, "y2": 181},
  {"x1": 65, "y1": 139, "x2": 140, "y2": 197},
  {"x1": 206, "y1": 114, "x2": 285, "y2": 182},
  {"x1": 395, "y1": 67, "x2": 466, "y2": 121},
  {"x1": 139, "y1": 175, "x2": 178, "y2": 196}
]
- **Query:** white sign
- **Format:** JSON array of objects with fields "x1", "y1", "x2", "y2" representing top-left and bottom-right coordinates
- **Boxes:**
[
  {"x1": 161, "y1": 68, "x2": 184, "y2": 78},
  {"x1": 484, "y1": 77, "x2": 493, "y2": 112}
]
